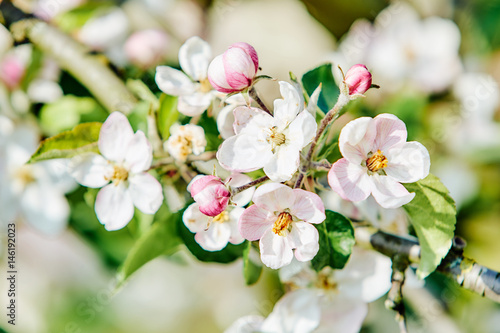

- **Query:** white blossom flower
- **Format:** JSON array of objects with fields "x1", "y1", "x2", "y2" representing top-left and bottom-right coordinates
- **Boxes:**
[
  {"x1": 328, "y1": 113, "x2": 430, "y2": 209},
  {"x1": 239, "y1": 183, "x2": 325, "y2": 269},
  {"x1": 217, "y1": 81, "x2": 317, "y2": 182},
  {"x1": 155, "y1": 36, "x2": 215, "y2": 116},
  {"x1": 183, "y1": 173, "x2": 254, "y2": 251},
  {"x1": 164, "y1": 123, "x2": 207, "y2": 162},
  {"x1": 70, "y1": 112, "x2": 163, "y2": 231},
  {"x1": 0, "y1": 116, "x2": 74, "y2": 235}
]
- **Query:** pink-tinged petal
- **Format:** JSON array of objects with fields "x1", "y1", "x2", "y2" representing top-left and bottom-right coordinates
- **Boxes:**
[
  {"x1": 182, "y1": 203, "x2": 210, "y2": 233},
  {"x1": 216, "y1": 133, "x2": 272, "y2": 173},
  {"x1": 288, "y1": 222, "x2": 319, "y2": 262},
  {"x1": 370, "y1": 174, "x2": 415, "y2": 209},
  {"x1": 261, "y1": 289, "x2": 321, "y2": 333},
  {"x1": 385, "y1": 141, "x2": 430, "y2": 183},
  {"x1": 339, "y1": 116, "x2": 376, "y2": 165},
  {"x1": 223, "y1": 47, "x2": 255, "y2": 90},
  {"x1": 263, "y1": 143, "x2": 301, "y2": 182},
  {"x1": 125, "y1": 130, "x2": 152, "y2": 173},
  {"x1": 239, "y1": 204, "x2": 274, "y2": 241},
  {"x1": 190, "y1": 175, "x2": 223, "y2": 197},
  {"x1": 178, "y1": 36, "x2": 211, "y2": 81},
  {"x1": 155, "y1": 66, "x2": 196, "y2": 96},
  {"x1": 69, "y1": 153, "x2": 112, "y2": 188},
  {"x1": 372, "y1": 113, "x2": 408, "y2": 152},
  {"x1": 98, "y1": 112, "x2": 135, "y2": 163},
  {"x1": 195, "y1": 184, "x2": 230, "y2": 217},
  {"x1": 207, "y1": 55, "x2": 233, "y2": 93},
  {"x1": 233, "y1": 106, "x2": 272, "y2": 135},
  {"x1": 273, "y1": 81, "x2": 303, "y2": 130},
  {"x1": 259, "y1": 228, "x2": 294, "y2": 269},
  {"x1": 252, "y1": 183, "x2": 295, "y2": 213},
  {"x1": 231, "y1": 42, "x2": 258, "y2": 72},
  {"x1": 287, "y1": 110, "x2": 317, "y2": 149},
  {"x1": 128, "y1": 173, "x2": 163, "y2": 214},
  {"x1": 195, "y1": 222, "x2": 231, "y2": 251},
  {"x1": 290, "y1": 189, "x2": 326, "y2": 224},
  {"x1": 328, "y1": 159, "x2": 372, "y2": 202},
  {"x1": 316, "y1": 297, "x2": 367, "y2": 333},
  {"x1": 344, "y1": 64, "x2": 372, "y2": 95},
  {"x1": 177, "y1": 91, "x2": 214, "y2": 116},
  {"x1": 95, "y1": 183, "x2": 134, "y2": 231},
  {"x1": 228, "y1": 207, "x2": 245, "y2": 244}
]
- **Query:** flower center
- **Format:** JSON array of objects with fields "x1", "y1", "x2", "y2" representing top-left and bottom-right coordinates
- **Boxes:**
[
  {"x1": 110, "y1": 165, "x2": 129, "y2": 184},
  {"x1": 272, "y1": 212, "x2": 293, "y2": 236},
  {"x1": 268, "y1": 126, "x2": 286, "y2": 147},
  {"x1": 366, "y1": 149, "x2": 388, "y2": 173},
  {"x1": 14, "y1": 166, "x2": 36, "y2": 187},
  {"x1": 315, "y1": 271, "x2": 338, "y2": 292},
  {"x1": 213, "y1": 211, "x2": 229, "y2": 223},
  {"x1": 199, "y1": 78, "x2": 213, "y2": 93}
]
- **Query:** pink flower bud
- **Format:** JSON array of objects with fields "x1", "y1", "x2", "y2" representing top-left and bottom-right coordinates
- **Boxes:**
[
  {"x1": 207, "y1": 42, "x2": 259, "y2": 93},
  {"x1": 189, "y1": 175, "x2": 231, "y2": 216},
  {"x1": 0, "y1": 55, "x2": 25, "y2": 90},
  {"x1": 344, "y1": 64, "x2": 372, "y2": 96},
  {"x1": 124, "y1": 29, "x2": 170, "y2": 69}
]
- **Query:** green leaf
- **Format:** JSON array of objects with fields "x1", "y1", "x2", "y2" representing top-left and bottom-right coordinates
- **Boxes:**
[
  {"x1": 28, "y1": 122, "x2": 102, "y2": 163},
  {"x1": 242, "y1": 241, "x2": 262, "y2": 285},
  {"x1": 403, "y1": 174, "x2": 457, "y2": 279},
  {"x1": 302, "y1": 63, "x2": 339, "y2": 113},
  {"x1": 177, "y1": 211, "x2": 245, "y2": 263},
  {"x1": 39, "y1": 95, "x2": 107, "y2": 136},
  {"x1": 117, "y1": 205, "x2": 182, "y2": 286},
  {"x1": 157, "y1": 94, "x2": 179, "y2": 139},
  {"x1": 311, "y1": 210, "x2": 355, "y2": 271}
]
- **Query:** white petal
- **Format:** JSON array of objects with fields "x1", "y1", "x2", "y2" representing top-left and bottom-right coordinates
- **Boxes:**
[
  {"x1": 216, "y1": 104, "x2": 237, "y2": 139},
  {"x1": 224, "y1": 315, "x2": 264, "y2": 333},
  {"x1": 261, "y1": 289, "x2": 321, "y2": 333},
  {"x1": 372, "y1": 113, "x2": 408, "y2": 152},
  {"x1": 195, "y1": 222, "x2": 231, "y2": 251},
  {"x1": 263, "y1": 144, "x2": 300, "y2": 182},
  {"x1": 20, "y1": 183, "x2": 69, "y2": 235},
  {"x1": 228, "y1": 207, "x2": 245, "y2": 244},
  {"x1": 339, "y1": 116, "x2": 376, "y2": 165},
  {"x1": 252, "y1": 182, "x2": 295, "y2": 213},
  {"x1": 95, "y1": 183, "x2": 134, "y2": 231},
  {"x1": 273, "y1": 81, "x2": 303, "y2": 130},
  {"x1": 288, "y1": 222, "x2": 319, "y2": 262},
  {"x1": 315, "y1": 296, "x2": 367, "y2": 333},
  {"x1": 178, "y1": 36, "x2": 211, "y2": 81},
  {"x1": 125, "y1": 130, "x2": 152, "y2": 173},
  {"x1": 233, "y1": 106, "x2": 274, "y2": 135},
  {"x1": 69, "y1": 153, "x2": 112, "y2": 188},
  {"x1": 328, "y1": 158, "x2": 372, "y2": 202},
  {"x1": 290, "y1": 189, "x2": 326, "y2": 224},
  {"x1": 177, "y1": 91, "x2": 213, "y2": 116},
  {"x1": 385, "y1": 141, "x2": 430, "y2": 183},
  {"x1": 216, "y1": 133, "x2": 272, "y2": 172},
  {"x1": 227, "y1": 173, "x2": 254, "y2": 206},
  {"x1": 182, "y1": 203, "x2": 210, "y2": 233},
  {"x1": 259, "y1": 228, "x2": 293, "y2": 269},
  {"x1": 286, "y1": 110, "x2": 317, "y2": 149},
  {"x1": 128, "y1": 173, "x2": 163, "y2": 214},
  {"x1": 155, "y1": 66, "x2": 196, "y2": 96},
  {"x1": 98, "y1": 112, "x2": 135, "y2": 163},
  {"x1": 371, "y1": 174, "x2": 415, "y2": 209}
]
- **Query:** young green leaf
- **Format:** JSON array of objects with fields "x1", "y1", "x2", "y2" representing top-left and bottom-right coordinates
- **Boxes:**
[
  {"x1": 403, "y1": 174, "x2": 457, "y2": 279},
  {"x1": 242, "y1": 241, "x2": 262, "y2": 285},
  {"x1": 302, "y1": 63, "x2": 340, "y2": 113},
  {"x1": 157, "y1": 93, "x2": 179, "y2": 139},
  {"x1": 117, "y1": 205, "x2": 182, "y2": 286},
  {"x1": 311, "y1": 210, "x2": 355, "y2": 272},
  {"x1": 28, "y1": 122, "x2": 102, "y2": 163}
]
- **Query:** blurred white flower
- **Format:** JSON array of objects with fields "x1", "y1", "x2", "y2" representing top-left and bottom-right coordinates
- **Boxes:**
[
  {"x1": 164, "y1": 123, "x2": 207, "y2": 162},
  {"x1": 77, "y1": 8, "x2": 130, "y2": 51},
  {"x1": 0, "y1": 116, "x2": 74, "y2": 235},
  {"x1": 217, "y1": 81, "x2": 316, "y2": 182},
  {"x1": 70, "y1": 112, "x2": 163, "y2": 231},
  {"x1": 34, "y1": 0, "x2": 85, "y2": 21},
  {"x1": 155, "y1": 36, "x2": 216, "y2": 116},
  {"x1": 124, "y1": 29, "x2": 170, "y2": 69}
]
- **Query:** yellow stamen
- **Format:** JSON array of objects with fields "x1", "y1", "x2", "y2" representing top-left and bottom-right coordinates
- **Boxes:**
[
  {"x1": 213, "y1": 211, "x2": 229, "y2": 223},
  {"x1": 272, "y1": 212, "x2": 293, "y2": 236},
  {"x1": 199, "y1": 79, "x2": 213, "y2": 93},
  {"x1": 268, "y1": 126, "x2": 286, "y2": 147},
  {"x1": 108, "y1": 165, "x2": 129, "y2": 185},
  {"x1": 366, "y1": 149, "x2": 388, "y2": 173}
]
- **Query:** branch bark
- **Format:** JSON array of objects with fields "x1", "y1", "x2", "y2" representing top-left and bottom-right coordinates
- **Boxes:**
[{"x1": 355, "y1": 227, "x2": 500, "y2": 304}]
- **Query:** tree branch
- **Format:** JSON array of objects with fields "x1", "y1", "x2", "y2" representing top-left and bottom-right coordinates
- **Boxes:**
[
  {"x1": 355, "y1": 227, "x2": 500, "y2": 304},
  {"x1": 3, "y1": 1, "x2": 137, "y2": 113}
]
